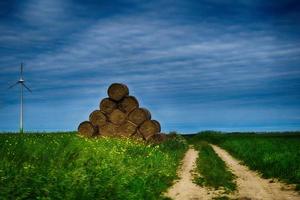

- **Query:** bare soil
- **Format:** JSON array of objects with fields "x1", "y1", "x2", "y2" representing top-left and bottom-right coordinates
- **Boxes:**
[{"x1": 164, "y1": 147, "x2": 222, "y2": 200}]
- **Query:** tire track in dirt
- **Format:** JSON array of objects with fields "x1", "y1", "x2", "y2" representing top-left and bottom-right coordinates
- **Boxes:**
[
  {"x1": 211, "y1": 144, "x2": 300, "y2": 200},
  {"x1": 164, "y1": 147, "x2": 220, "y2": 200}
]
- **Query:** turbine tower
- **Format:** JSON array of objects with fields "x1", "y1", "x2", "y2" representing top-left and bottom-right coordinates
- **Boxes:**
[{"x1": 8, "y1": 63, "x2": 32, "y2": 134}]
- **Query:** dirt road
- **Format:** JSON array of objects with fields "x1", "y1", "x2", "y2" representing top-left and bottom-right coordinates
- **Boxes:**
[
  {"x1": 165, "y1": 145, "x2": 300, "y2": 200},
  {"x1": 212, "y1": 144, "x2": 300, "y2": 200},
  {"x1": 164, "y1": 147, "x2": 217, "y2": 200}
]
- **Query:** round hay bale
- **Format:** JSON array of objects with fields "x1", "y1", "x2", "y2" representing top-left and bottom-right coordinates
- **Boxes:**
[
  {"x1": 78, "y1": 121, "x2": 98, "y2": 137},
  {"x1": 131, "y1": 130, "x2": 145, "y2": 141},
  {"x1": 107, "y1": 83, "x2": 129, "y2": 101},
  {"x1": 116, "y1": 120, "x2": 137, "y2": 137},
  {"x1": 99, "y1": 122, "x2": 118, "y2": 136},
  {"x1": 139, "y1": 120, "x2": 160, "y2": 140},
  {"x1": 148, "y1": 133, "x2": 167, "y2": 144},
  {"x1": 152, "y1": 120, "x2": 161, "y2": 132},
  {"x1": 100, "y1": 98, "x2": 117, "y2": 114},
  {"x1": 118, "y1": 96, "x2": 139, "y2": 114},
  {"x1": 89, "y1": 110, "x2": 107, "y2": 127},
  {"x1": 128, "y1": 108, "x2": 151, "y2": 125},
  {"x1": 109, "y1": 109, "x2": 126, "y2": 125}
]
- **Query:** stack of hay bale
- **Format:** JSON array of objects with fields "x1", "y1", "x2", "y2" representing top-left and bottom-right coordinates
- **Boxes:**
[{"x1": 78, "y1": 83, "x2": 164, "y2": 141}]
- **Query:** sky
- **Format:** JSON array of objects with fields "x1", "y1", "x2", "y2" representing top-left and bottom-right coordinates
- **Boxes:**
[{"x1": 0, "y1": 0, "x2": 300, "y2": 133}]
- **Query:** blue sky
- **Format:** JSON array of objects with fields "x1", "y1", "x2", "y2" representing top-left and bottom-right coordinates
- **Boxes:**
[{"x1": 0, "y1": 0, "x2": 300, "y2": 133}]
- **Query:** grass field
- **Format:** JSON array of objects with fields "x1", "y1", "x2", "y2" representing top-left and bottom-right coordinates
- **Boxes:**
[
  {"x1": 1, "y1": 131, "x2": 299, "y2": 199},
  {"x1": 191, "y1": 131, "x2": 300, "y2": 190},
  {"x1": 0, "y1": 133, "x2": 188, "y2": 200},
  {"x1": 187, "y1": 139, "x2": 236, "y2": 193}
]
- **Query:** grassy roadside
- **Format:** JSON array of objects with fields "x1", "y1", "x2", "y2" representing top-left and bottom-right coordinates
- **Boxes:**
[
  {"x1": 188, "y1": 139, "x2": 236, "y2": 193},
  {"x1": 191, "y1": 131, "x2": 300, "y2": 190},
  {"x1": 0, "y1": 133, "x2": 188, "y2": 200}
]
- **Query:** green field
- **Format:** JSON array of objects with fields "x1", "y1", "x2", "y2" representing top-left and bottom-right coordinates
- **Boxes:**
[
  {"x1": 0, "y1": 133, "x2": 188, "y2": 200},
  {"x1": 190, "y1": 131, "x2": 300, "y2": 190},
  {"x1": 1, "y1": 131, "x2": 299, "y2": 200}
]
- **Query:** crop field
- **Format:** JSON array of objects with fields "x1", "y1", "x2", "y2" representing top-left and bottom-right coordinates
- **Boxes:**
[
  {"x1": 0, "y1": 133, "x2": 187, "y2": 200},
  {"x1": 190, "y1": 131, "x2": 300, "y2": 190}
]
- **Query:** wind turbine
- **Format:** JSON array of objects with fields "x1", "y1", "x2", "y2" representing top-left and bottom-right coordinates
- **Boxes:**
[{"x1": 8, "y1": 63, "x2": 32, "y2": 134}]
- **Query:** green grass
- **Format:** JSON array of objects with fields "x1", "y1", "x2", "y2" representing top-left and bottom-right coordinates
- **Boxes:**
[
  {"x1": 0, "y1": 133, "x2": 188, "y2": 200},
  {"x1": 191, "y1": 131, "x2": 300, "y2": 190},
  {"x1": 188, "y1": 139, "x2": 236, "y2": 193}
]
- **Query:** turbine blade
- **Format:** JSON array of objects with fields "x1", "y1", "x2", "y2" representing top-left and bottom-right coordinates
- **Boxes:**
[
  {"x1": 21, "y1": 63, "x2": 23, "y2": 79},
  {"x1": 8, "y1": 82, "x2": 19, "y2": 89},
  {"x1": 22, "y1": 83, "x2": 32, "y2": 93}
]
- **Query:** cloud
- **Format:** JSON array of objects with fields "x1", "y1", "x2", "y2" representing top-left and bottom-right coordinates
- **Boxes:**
[{"x1": 0, "y1": 0, "x2": 300, "y2": 132}]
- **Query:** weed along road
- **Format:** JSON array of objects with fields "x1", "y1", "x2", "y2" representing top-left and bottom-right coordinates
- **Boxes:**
[{"x1": 165, "y1": 142, "x2": 300, "y2": 200}]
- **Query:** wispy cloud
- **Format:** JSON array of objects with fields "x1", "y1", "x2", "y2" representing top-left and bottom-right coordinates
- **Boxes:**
[{"x1": 1, "y1": 0, "x2": 300, "y2": 132}]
